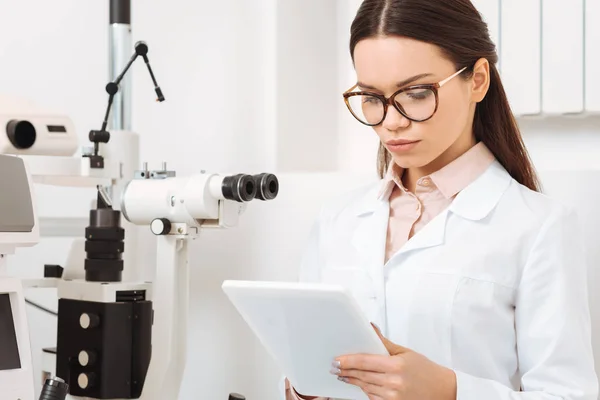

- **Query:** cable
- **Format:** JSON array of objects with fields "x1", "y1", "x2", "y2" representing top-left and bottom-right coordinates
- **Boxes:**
[{"x1": 25, "y1": 298, "x2": 58, "y2": 317}]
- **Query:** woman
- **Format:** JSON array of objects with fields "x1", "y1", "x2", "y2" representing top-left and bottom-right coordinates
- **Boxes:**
[{"x1": 285, "y1": 0, "x2": 598, "y2": 399}]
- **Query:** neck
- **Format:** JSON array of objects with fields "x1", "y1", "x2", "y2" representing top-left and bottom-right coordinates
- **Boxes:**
[{"x1": 402, "y1": 132, "x2": 477, "y2": 193}]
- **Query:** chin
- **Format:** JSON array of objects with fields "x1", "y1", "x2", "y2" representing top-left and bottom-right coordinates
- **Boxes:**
[{"x1": 390, "y1": 153, "x2": 434, "y2": 170}]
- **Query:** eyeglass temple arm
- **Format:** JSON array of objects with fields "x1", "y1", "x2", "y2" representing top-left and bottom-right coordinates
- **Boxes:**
[
  {"x1": 438, "y1": 66, "x2": 468, "y2": 87},
  {"x1": 346, "y1": 66, "x2": 467, "y2": 93},
  {"x1": 344, "y1": 83, "x2": 358, "y2": 94}
]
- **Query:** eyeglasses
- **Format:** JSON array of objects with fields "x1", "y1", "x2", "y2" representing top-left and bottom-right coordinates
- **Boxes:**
[{"x1": 342, "y1": 67, "x2": 467, "y2": 126}]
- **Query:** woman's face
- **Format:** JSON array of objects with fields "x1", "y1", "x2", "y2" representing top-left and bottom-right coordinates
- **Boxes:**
[{"x1": 352, "y1": 36, "x2": 488, "y2": 171}]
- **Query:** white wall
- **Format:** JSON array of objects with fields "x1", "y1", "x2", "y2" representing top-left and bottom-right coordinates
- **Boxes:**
[
  {"x1": 130, "y1": 0, "x2": 278, "y2": 175},
  {"x1": 2, "y1": 0, "x2": 600, "y2": 399},
  {"x1": 275, "y1": 1, "x2": 339, "y2": 172},
  {"x1": 336, "y1": 0, "x2": 380, "y2": 173}
]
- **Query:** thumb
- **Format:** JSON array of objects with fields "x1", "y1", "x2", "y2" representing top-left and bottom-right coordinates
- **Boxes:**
[{"x1": 371, "y1": 322, "x2": 411, "y2": 355}]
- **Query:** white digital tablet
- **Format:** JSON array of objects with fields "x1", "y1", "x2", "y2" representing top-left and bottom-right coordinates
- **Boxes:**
[{"x1": 221, "y1": 280, "x2": 388, "y2": 400}]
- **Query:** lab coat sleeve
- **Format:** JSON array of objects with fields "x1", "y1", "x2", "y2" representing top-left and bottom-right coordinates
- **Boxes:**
[{"x1": 454, "y1": 205, "x2": 598, "y2": 400}]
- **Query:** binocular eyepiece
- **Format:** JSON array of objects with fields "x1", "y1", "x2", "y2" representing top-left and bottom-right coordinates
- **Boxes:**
[{"x1": 221, "y1": 173, "x2": 279, "y2": 203}]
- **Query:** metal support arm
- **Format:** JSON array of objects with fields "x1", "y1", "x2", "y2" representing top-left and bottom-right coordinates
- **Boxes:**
[{"x1": 140, "y1": 224, "x2": 192, "y2": 400}]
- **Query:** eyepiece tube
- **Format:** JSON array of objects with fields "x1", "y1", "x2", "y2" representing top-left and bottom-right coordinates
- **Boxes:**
[
  {"x1": 221, "y1": 174, "x2": 256, "y2": 202},
  {"x1": 253, "y1": 173, "x2": 279, "y2": 200},
  {"x1": 39, "y1": 377, "x2": 69, "y2": 400}
]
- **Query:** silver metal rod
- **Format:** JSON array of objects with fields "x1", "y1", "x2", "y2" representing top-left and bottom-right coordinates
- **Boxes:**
[{"x1": 109, "y1": 23, "x2": 132, "y2": 131}]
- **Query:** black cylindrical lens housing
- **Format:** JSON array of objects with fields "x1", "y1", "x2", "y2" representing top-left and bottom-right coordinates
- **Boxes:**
[
  {"x1": 222, "y1": 174, "x2": 256, "y2": 202},
  {"x1": 253, "y1": 173, "x2": 279, "y2": 200},
  {"x1": 39, "y1": 377, "x2": 69, "y2": 400},
  {"x1": 84, "y1": 208, "x2": 124, "y2": 282},
  {"x1": 6, "y1": 119, "x2": 36, "y2": 149}
]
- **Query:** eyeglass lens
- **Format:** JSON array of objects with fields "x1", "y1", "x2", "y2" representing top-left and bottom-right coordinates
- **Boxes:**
[{"x1": 347, "y1": 87, "x2": 437, "y2": 124}]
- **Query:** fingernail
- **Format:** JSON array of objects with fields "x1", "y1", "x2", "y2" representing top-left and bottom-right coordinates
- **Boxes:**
[
  {"x1": 371, "y1": 322, "x2": 380, "y2": 331},
  {"x1": 330, "y1": 367, "x2": 341, "y2": 375},
  {"x1": 331, "y1": 360, "x2": 341, "y2": 369},
  {"x1": 338, "y1": 377, "x2": 349, "y2": 383}
]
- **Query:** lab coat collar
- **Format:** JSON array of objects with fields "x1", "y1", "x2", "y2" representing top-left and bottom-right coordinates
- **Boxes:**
[
  {"x1": 352, "y1": 184, "x2": 382, "y2": 217},
  {"x1": 352, "y1": 160, "x2": 512, "y2": 221},
  {"x1": 448, "y1": 160, "x2": 512, "y2": 221}
]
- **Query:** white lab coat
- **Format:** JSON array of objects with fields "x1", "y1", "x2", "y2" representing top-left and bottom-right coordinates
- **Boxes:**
[{"x1": 295, "y1": 160, "x2": 598, "y2": 400}]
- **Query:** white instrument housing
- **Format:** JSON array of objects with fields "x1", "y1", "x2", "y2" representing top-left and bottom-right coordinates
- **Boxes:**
[
  {"x1": 0, "y1": 96, "x2": 78, "y2": 157},
  {"x1": 121, "y1": 173, "x2": 237, "y2": 226}
]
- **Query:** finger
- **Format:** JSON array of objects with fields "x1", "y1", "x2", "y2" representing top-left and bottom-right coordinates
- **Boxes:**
[
  {"x1": 335, "y1": 354, "x2": 396, "y2": 373},
  {"x1": 371, "y1": 323, "x2": 395, "y2": 353},
  {"x1": 337, "y1": 369, "x2": 388, "y2": 386},
  {"x1": 370, "y1": 323, "x2": 411, "y2": 355},
  {"x1": 342, "y1": 376, "x2": 389, "y2": 398}
]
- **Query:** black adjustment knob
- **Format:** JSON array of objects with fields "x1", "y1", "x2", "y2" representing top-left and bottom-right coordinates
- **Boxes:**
[
  {"x1": 135, "y1": 41, "x2": 149, "y2": 56},
  {"x1": 228, "y1": 394, "x2": 245, "y2": 400},
  {"x1": 151, "y1": 218, "x2": 172, "y2": 235},
  {"x1": 105, "y1": 82, "x2": 119, "y2": 95},
  {"x1": 79, "y1": 313, "x2": 100, "y2": 329},
  {"x1": 88, "y1": 130, "x2": 110, "y2": 144}
]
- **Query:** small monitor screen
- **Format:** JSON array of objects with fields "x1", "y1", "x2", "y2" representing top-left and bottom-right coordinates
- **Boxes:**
[{"x1": 0, "y1": 293, "x2": 21, "y2": 370}]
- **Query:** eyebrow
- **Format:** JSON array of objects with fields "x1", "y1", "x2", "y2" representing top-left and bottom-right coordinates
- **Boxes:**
[{"x1": 357, "y1": 73, "x2": 434, "y2": 91}]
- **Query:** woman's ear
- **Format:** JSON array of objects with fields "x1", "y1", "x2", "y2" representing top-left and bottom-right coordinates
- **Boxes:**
[{"x1": 470, "y1": 57, "x2": 491, "y2": 103}]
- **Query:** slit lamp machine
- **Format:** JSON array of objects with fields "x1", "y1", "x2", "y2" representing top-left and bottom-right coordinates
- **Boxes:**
[{"x1": 0, "y1": 1, "x2": 273, "y2": 399}]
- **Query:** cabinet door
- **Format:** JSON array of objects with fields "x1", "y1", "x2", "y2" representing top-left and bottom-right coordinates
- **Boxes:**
[
  {"x1": 542, "y1": 0, "x2": 585, "y2": 115},
  {"x1": 585, "y1": 0, "x2": 600, "y2": 113},
  {"x1": 500, "y1": 0, "x2": 542, "y2": 116}
]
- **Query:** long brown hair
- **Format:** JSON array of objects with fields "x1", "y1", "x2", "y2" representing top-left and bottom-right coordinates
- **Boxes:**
[{"x1": 350, "y1": 0, "x2": 540, "y2": 191}]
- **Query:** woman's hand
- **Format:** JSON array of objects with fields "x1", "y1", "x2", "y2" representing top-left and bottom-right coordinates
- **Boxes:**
[{"x1": 331, "y1": 325, "x2": 457, "y2": 400}]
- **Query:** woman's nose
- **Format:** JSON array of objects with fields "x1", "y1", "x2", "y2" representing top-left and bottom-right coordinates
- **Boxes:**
[{"x1": 382, "y1": 104, "x2": 411, "y2": 130}]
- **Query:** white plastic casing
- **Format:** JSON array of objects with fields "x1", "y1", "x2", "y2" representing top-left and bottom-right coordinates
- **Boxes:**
[
  {"x1": 0, "y1": 96, "x2": 78, "y2": 156},
  {"x1": 120, "y1": 173, "x2": 228, "y2": 226}
]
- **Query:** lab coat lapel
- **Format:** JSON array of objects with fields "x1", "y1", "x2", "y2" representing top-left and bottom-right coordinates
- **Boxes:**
[
  {"x1": 394, "y1": 207, "x2": 449, "y2": 256},
  {"x1": 350, "y1": 197, "x2": 389, "y2": 330},
  {"x1": 351, "y1": 199, "x2": 389, "y2": 269}
]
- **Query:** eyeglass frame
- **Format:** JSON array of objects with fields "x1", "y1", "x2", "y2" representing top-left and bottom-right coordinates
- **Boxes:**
[{"x1": 342, "y1": 66, "x2": 468, "y2": 125}]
